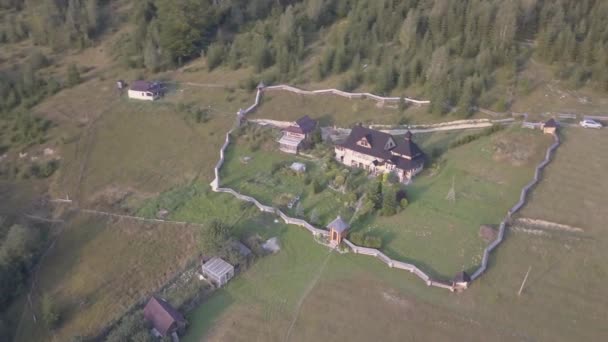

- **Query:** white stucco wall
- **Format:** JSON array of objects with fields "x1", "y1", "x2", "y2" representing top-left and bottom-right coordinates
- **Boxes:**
[{"x1": 128, "y1": 89, "x2": 156, "y2": 101}]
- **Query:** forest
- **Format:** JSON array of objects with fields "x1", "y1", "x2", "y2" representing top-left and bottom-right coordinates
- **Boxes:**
[{"x1": 2, "y1": 0, "x2": 608, "y2": 115}]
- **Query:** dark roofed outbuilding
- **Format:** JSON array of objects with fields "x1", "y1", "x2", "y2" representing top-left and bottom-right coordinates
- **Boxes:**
[
  {"x1": 544, "y1": 118, "x2": 557, "y2": 127},
  {"x1": 143, "y1": 296, "x2": 186, "y2": 337},
  {"x1": 542, "y1": 118, "x2": 558, "y2": 134},
  {"x1": 295, "y1": 115, "x2": 318, "y2": 134},
  {"x1": 130, "y1": 80, "x2": 158, "y2": 92},
  {"x1": 452, "y1": 271, "x2": 471, "y2": 290}
]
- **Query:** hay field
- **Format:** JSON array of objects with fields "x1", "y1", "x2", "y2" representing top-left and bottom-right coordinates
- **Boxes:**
[
  {"x1": 371, "y1": 127, "x2": 553, "y2": 278},
  {"x1": 48, "y1": 86, "x2": 239, "y2": 206},
  {"x1": 252, "y1": 91, "x2": 446, "y2": 127},
  {"x1": 519, "y1": 128, "x2": 608, "y2": 230},
  {"x1": 183, "y1": 222, "x2": 608, "y2": 342},
  {"x1": 13, "y1": 214, "x2": 202, "y2": 342}
]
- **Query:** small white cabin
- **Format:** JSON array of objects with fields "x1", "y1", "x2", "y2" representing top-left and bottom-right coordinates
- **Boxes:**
[{"x1": 128, "y1": 80, "x2": 162, "y2": 101}]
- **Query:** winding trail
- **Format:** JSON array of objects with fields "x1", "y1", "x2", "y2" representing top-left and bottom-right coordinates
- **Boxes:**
[{"x1": 284, "y1": 250, "x2": 333, "y2": 342}]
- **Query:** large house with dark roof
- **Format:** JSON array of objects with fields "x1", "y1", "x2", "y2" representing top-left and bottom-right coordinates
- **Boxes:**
[
  {"x1": 278, "y1": 115, "x2": 318, "y2": 154},
  {"x1": 335, "y1": 125, "x2": 425, "y2": 183}
]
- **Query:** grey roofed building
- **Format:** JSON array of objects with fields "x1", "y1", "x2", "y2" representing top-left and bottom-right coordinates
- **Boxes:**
[
  {"x1": 544, "y1": 118, "x2": 558, "y2": 128},
  {"x1": 202, "y1": 257, "x2": 235, "y2": 287},
  {"x1": 453, "y1": 271, "x2": 471, "y2": 284},
  {"x1": 231, "y1": 240, "x2": 252, "y2": 257},
  {"x1": 129, "y1": 80, "x2": 160, "y2": 92},
  {"x1": 327, "y1": 216, "x2": 349, "y2": 233}
]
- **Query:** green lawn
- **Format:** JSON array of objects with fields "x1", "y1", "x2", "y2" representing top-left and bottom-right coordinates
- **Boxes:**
[
  {"x1": 182, "y1": 221, "x2": 333, "y2": 342},
  {"x1": 220, "y1": 125, "x2": 552, "y2": 279},
  {"x1": 13, "y1": 214, "x2": 202, "y2": 342},
  {"x1": 368, "y1": 127, "x2": 553, "y2": 278},
  {"x1": 182, "y1": 135, "x2": 608, "y2": 341},
  {"x1": 252, "y1": 91, "x2": 486, "y2": 127},
  {"x1": 220, "y1": 130, "x2": 355, "y2": 225}
]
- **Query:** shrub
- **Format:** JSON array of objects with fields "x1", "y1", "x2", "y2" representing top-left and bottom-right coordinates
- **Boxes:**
[
  {"x1": 349, "y1": 231, "x2": 365, "y2": 245},
  {"x1": 270, "y1": 162, "x2": 283, "y2": 175},
  {"x1": 66, "y1": 64, "x2": 81, "y2": 87},
  {"x1": 349, "y1": 232, "x2": 382, "y2": 249},
  {"x1": 334, "y1": 174, "x2": 345, "y2": 186},
  {"x1": 311, "y1": 179, "x2": 323, "y2": 194},
  {"x1": 206, "y1": 43, "x2": 225, "y2": 71},
  {"x1": 309, "y1": 208, "x2": 320, "y2": 225},
  {"x1": 363, "y1": 236, "x2": 382, "y2": 249},
  {"x1": 449, "y1": 125, "x2": 504, "y2": 149},
  {"x1": 42, "y1": 294, "x2": 60, "y2": 329}
]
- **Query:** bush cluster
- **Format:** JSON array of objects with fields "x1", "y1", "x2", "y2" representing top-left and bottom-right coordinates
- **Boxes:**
[
  {"x1": 449, "y1": 124, "x2": 504, "y2": 149},
  {"x1": 349, "y1": 232, "x2": 382, "y2": 249}
]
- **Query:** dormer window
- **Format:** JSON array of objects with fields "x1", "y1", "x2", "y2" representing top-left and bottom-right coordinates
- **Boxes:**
[
  {"x1": 357, "y1": 136, "x2": 371, "y2": 148},
  {"x1": 384, "y1": 137, "x2": 396, "y2": 150}
]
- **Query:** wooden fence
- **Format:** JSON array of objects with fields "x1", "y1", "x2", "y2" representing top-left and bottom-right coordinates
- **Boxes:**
[
  {"x1": 209, "y1": 84, "x2": 563, "y2": 291},
  {"x1": 264, "y1": 84, "x2": 430, "y2": 105},
  {"x1": 470, "y1": 132, "x2": 561, "y2": 280}
]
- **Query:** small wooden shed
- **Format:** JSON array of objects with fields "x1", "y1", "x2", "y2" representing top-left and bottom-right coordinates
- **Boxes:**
[
  {"x1": 327, "y1": 216, "x2": 349, "y2": 245},
  {"x1": 202, "y1": 257, "x2": 234, "y2": 287},
  {"x1": 452, "y1": 271, "x2": 471, "y2": 290},
  {"x1": 143, "y1": 296, "x2": 186, "y2": 337},
  {"x1": 542, "y1": 118, "x2": 558, "y2": 134}
]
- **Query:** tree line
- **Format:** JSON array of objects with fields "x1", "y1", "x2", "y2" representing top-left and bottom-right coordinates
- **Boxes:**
[
  {"x1": 103, "y1": 0, "x2": 608, "y2": 116},
  {"x1": 3, "y1": 1, "x2": 608, "y2": 115}
]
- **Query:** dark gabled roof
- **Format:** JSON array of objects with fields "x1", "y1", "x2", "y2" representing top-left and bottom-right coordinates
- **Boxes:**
[
  {"x1": 327, "y1": 216, "x2": 349, "y2": 233},
  {"x1": 338, "y1": 126, "x2": 425, "y2": 171},
  {"x1": 392, "y1": 131, "x2": 423, "y2": 159},
  {"x1": 544, "y1": 118, "x2": 557, "y2": 127},
  {"x1": 143, "y1": 296, "x2": 185, "y2": 336},
  {"x1": 453, "y1": 271, "x2": 471, "y2": 283},
  {"x1": 283, "y1": 115, "x2": 317, "y2": 134},
  {"x1": 231, "y1": 240, "x2": 252, "y2": 256},
  {"x1": 297, "y1": 115, "x2": 318, "y2": 133},
  {"x1": 130, "y1": 80, "x2": 160, "y2": 92}
]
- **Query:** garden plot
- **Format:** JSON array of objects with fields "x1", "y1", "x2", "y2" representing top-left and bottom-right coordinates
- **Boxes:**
[{"x1": 220, "y1": 125, "x2": 365, "y2": 226}]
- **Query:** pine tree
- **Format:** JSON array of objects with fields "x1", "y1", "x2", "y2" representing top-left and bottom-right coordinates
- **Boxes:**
[
  {"x1": 458, "y1": 77, "x2": 476, "y2": 117},
  {"x1": 66, "y1": 64, "x2": 80, "y2": 87}
]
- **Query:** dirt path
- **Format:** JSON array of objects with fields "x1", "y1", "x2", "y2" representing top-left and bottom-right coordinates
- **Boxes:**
[{"x1": 284, "y1": 250, "x2": 333, "y2": 342}]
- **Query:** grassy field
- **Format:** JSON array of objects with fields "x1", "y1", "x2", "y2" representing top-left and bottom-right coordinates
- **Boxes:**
[
  {"x1": 519, "y1": 128, "x2": 608, "y2": 230},
  {"x1": 370, "y1": 127, "x2": 553, "y2": 278},
  {"x1": 253, "y1": 90, "x2": 488, "y2": 127},
  {"x1": 219, "y1": 124, "x2": 552, "y2": 279},
  {"x1": 182, "y1": 127, "x2": 608, "y2": 341},
  {"x1": 220, "y1": 128, "x2": 354, "y2": 225},
  {"x1": 13, "y1": 213, "x2": 202, "y2": 342},
  {"x1": 45, "y1": 85, "x2": 240, "y2": 207}
]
